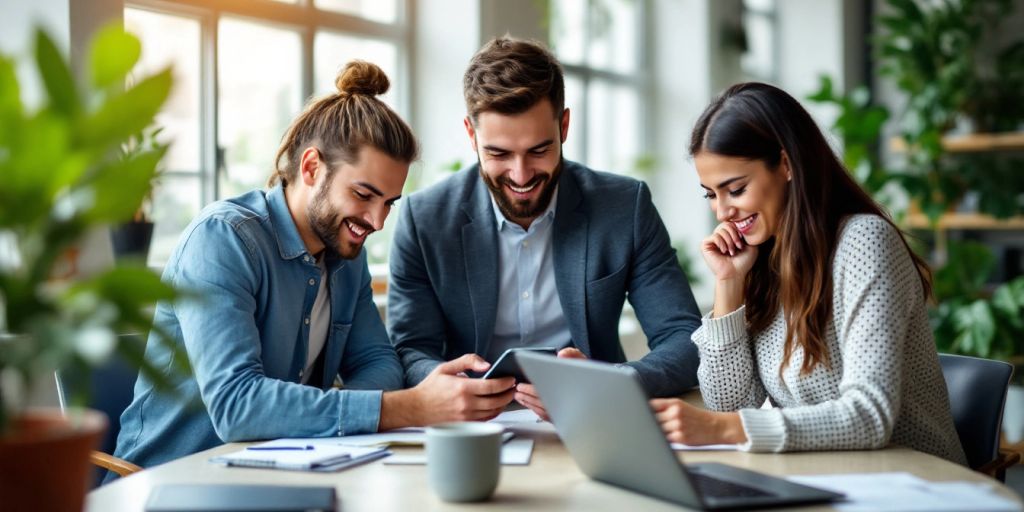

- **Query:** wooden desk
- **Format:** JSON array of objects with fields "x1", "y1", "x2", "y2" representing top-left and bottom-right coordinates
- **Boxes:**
[{"x1": 89, "y1": 427, "x2": 1020, "y2": 511}]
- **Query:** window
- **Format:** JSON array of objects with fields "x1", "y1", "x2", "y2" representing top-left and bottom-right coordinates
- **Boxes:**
[
  {"x1": 550, "y1": 0, "x2": 650, "y2": 176},
  {"x1": 124, "y1": 0, "x2": 408, "y2": 266}
]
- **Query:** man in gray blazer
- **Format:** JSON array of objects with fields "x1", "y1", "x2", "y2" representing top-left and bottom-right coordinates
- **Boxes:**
[{"x1": 388, "y1": 36, "x2": 701, "y2": 421}]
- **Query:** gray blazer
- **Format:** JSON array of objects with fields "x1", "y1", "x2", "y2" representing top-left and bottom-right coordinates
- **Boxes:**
[{"x1": 387, "y1": 160, "x2": 701, "y2": 397}]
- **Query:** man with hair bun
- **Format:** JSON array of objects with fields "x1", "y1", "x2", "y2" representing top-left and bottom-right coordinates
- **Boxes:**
[
  {"x1": 112, "y1": 61, "x2": 487, "y2": 473},
  {"x1": 388, "y1": 37, "x2": 702, "y2": 421}
]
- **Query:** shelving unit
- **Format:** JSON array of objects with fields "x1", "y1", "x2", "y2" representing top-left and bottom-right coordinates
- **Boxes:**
[
  {"x1": 894, "y1": 132, "x2": 1024, "y2": 235},
  {"x1": 890, "y1": 131, "x2": 1024, "y2": 154},
  {"x1": 904, "y1": 213, "x2": 1024, "y2": 231}
]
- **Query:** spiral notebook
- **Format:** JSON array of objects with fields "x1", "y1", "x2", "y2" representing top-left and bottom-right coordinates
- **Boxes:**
[{"x1": 211, "y1": 440, "x2": 389, "y2": 471}]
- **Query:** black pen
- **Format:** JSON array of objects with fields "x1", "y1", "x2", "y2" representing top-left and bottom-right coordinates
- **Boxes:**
[{"x1": 246, "y1": 445, "x2": 315, "y2": 451}]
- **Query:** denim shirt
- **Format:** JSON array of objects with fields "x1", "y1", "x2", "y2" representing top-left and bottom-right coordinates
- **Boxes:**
[{"x1": 113, "y1": 186, "x2": 403, "y2": 470}]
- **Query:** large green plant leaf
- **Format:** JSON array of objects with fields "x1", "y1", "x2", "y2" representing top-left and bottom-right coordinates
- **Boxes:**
[
  {"x1": 79, "y1": 67, "x2": 172, "y2": 150},
  {"x1": 952, "y1": 299, "x2": 996, "y2": 358},
  {"x1": 33, "y1": 29, "x2": 78, "y2": 116},
  {"x1": 89, "y1": 26, "x2": 141, "y2": 89},
  {"x1": 82, "y1": 147, "x2": 165, "y2": 223},
  {"x1": 66, "y1": 266, "x2": 177, "y2": 311},
  {"x1": 0, "y1": 55, "x2": 21, "y2": 129}
]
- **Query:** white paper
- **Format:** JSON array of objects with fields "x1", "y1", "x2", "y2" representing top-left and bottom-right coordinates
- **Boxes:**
[
  {"x1": 787, "y1": 472, "x2": 1020, "y2": 512},
  {"x1": 490, "y1": 408, "x2": 558, "y2": 434},
  {"x1": 331, "y1": 428, "x2": 428, "y2": 448},
  {"x1": 383, "y1": 438, "x2": 535, "y2": 466},
  {"x1": 211, "y1": 440, "x2": 386, "y2": 470}
]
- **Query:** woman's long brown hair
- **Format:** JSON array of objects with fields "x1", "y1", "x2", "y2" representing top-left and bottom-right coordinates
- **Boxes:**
[{"x1": 689, "y1": 82, "x2": 931, "y2": 375}]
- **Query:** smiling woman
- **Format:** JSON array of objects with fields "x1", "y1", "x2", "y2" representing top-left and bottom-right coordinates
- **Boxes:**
[{"x1": 649, "y1": 82, "x2": 968, "y2": 466}]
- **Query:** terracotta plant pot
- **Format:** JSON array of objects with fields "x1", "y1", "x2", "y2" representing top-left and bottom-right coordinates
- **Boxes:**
[{"x1": 0, "y1": 408, "x2": 107, "y2": 512}]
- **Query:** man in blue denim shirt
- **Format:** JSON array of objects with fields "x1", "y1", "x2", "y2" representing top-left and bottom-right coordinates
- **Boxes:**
[{"x1": 113, "y1": 62, "x2": 516, "y2": 471}]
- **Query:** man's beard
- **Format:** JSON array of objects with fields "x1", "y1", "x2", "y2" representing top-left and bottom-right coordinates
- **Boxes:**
[
  {"x1": 481, "y1": 156, "x2": 563, "y2": 222},
  {"x1": 307, "y1": 183, "x2": 372, "y2": 260}
]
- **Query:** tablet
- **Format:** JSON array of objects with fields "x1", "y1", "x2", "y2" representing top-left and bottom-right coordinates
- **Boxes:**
[{"x1": 481, "y1": 347, "x2": 558, "y2": 382}]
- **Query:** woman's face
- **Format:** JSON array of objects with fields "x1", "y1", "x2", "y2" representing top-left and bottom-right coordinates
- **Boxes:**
[{"x1": 695, "y1": 152, "x2": 791, "y2": 246}]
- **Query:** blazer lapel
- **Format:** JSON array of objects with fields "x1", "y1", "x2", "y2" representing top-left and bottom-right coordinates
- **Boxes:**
[
  {"x1": 462, "y1": 174, "x2": 500, "y2": 358},
  {"x1": 553, "y1": 166, "x2": 590, "y2": 355}
]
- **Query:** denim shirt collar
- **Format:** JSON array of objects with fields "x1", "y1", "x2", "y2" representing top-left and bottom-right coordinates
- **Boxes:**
[{"x1": 267, "y1": 185, "x2": 310, "y2": 261}]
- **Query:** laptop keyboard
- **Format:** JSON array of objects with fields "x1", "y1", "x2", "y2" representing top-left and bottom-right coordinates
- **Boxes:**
[{"x1": 689, "y1": 472, "x2": 775, "y2": 499}]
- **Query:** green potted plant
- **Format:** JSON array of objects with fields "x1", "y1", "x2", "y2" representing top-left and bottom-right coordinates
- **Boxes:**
[
  {"x1": 0, "y1": 25, "x2": 183, "y2": 511},
  {"x1": 110, "y1": 125, "x2": 164, "y2": 263},
  {"x1": 875, "y1": 0, "x2": 1024, "y2": 223}
]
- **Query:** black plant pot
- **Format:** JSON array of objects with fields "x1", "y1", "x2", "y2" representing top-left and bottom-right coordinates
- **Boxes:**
[{"x1": 111, "y1": 221, "x2": 154, "y2": 262}]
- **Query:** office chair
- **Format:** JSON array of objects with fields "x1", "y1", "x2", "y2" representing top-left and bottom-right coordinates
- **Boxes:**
[
  {"x1": 55, "y1": 335, "x2": 144, "y2": 486},
  {"x1": 939, "y1": 353, "x2": 1021, "y2": 482}
]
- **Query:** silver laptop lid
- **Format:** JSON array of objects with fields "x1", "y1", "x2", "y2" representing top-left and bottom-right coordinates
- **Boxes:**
[{"x1": 517, "y1": 351, "x2": 703, "y2": 508}]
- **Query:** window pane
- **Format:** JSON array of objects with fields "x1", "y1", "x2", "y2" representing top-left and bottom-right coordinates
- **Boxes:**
[
  {"x1": 314, "y1": 32, "x2": 399, "y2": 109},
  {"x1": 586, "y1": 0, "x2": 638, "y2": 73},
  {"x1": 562, "y1": 74, "x2": 584, "y2": 163},
  {"x1": 315, "y1": 0, "x2": 397, "y2": 24},
  {"x1": 550, "y1": 0, "x2": 586, "y2": 66},
  {"x1": 218, "y1": 17, "x2": 302, "y2": 198},
  {"x1": 586, "y1": 81, "x2": 639, "y2": 175},
  {"x1": 149, "y1": 175, "x2": 202, "y2": 266},
  {"x1": 124, "y1": 8, "x2": 201, "y2": 173}
]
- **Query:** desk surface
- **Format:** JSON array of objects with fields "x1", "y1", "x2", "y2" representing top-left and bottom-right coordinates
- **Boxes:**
[{"x1": 89, "y1": 428, "x2": 1021, "y2": 511}]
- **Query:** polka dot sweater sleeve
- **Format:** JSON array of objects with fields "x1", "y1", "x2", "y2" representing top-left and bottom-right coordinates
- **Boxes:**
[{"x1": 692, "y1": 306, "x2": 769, "y2": 412}]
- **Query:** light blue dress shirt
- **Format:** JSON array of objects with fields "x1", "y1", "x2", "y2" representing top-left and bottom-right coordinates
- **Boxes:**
[{"x1": 487, "y1": 187, "x2": 573, "y2": 362}]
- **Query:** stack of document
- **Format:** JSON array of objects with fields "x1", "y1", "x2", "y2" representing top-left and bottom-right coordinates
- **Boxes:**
[
  {"x1": 787, "y1": 472, "x2": 1020, "y2": 511},
  {"x1": 211, "y1": 440, "x2": 389, "y2": 472}
]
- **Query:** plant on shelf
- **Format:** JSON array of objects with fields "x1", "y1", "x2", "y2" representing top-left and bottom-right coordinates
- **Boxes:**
[
  {"x1": 875, "y1": 0, "x2": 1024, "y2": 223},
  {"x1": 0, "y1": 24, "x2": 187, "y2": 510},
  {"x1": 110, "y1": 125, "x2": 164, "y2": 262},
  {"x1": 930, "y1": 240, "x2": 1024, "y2": 361}
]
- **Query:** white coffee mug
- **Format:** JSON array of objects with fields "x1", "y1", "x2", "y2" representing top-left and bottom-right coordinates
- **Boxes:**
[{"x1": 426, "y1": 422, "x2": 504, "y2": 502}]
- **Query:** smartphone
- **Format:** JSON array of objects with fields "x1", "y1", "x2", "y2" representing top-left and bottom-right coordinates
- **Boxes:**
[{"x1": 480, "y1": 347, "x2": 558, "y2": 383}]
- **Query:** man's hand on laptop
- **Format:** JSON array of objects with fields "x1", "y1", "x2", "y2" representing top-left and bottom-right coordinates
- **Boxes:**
[
  {"x1": 649, "y1": 398, "x2": 748, "y2": 446},
  {"x1": 514, "y1": 347, "x2": 587, "y2": 421}
]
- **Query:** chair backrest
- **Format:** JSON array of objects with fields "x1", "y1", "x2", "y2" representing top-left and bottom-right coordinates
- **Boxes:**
[
  {"x1": 939, "y1": 353, "x2": 1014, "y2": 470},
  {"x1": 55, "y1": 334, "x2": 142, "y2": 485}
]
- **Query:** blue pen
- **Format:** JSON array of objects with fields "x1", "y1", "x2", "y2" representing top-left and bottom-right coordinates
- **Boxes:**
[{"x1": 246, "y1": 445, "x2": 315, "y2": 451}]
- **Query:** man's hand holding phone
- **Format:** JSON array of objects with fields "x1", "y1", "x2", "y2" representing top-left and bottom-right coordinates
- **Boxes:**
[{"x1": 513, "y1": 347, "x2": 587, "y2": 421}]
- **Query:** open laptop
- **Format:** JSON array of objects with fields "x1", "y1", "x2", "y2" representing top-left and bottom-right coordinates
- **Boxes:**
[{"x1": 517, "y1": 352, "x2": 843, "y2": 510}]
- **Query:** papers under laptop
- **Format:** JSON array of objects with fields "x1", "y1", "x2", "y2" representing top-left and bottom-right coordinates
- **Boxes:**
[
  {"x1": 211, "y1": 440, "x2": 388, "y2": 472},
  {"x1": 517, "y1": 351, "x2": 843, "y2": 510}
]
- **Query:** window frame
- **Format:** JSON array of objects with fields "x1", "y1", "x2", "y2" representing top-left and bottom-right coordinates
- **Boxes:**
[
  {"x1": 554, "y1": 0, "x2": 653, "y2": 172},
  {"x1": 125, "y1": 0, "x2": 413, "y2": 206}
]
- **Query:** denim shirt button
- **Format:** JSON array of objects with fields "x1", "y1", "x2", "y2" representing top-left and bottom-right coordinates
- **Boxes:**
[
  {"x1": 304, "y1": 317, "x2": 310, "y2": 325},
  {"x1": 308, "y1": 278, "x2": 315, "y2": 286}
]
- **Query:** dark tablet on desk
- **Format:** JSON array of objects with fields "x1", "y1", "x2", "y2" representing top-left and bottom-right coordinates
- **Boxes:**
[{"x1": 145, "y1": 484, "x2": 336, "y2": 512}]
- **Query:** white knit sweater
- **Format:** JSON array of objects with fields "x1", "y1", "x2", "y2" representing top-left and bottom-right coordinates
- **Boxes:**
[{"x1": 692, "y1": 214, "x2": 967, "y2": 465}]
